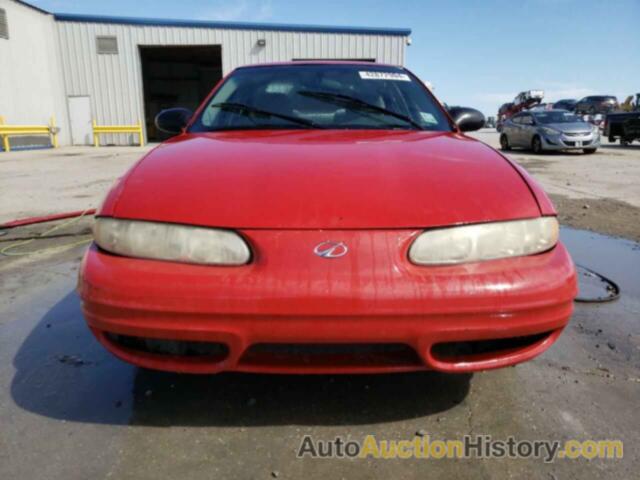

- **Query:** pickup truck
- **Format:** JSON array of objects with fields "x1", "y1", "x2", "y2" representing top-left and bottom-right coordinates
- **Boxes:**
[{"x1": 605, "y1": 112, "x2": 640, "y2": 145}]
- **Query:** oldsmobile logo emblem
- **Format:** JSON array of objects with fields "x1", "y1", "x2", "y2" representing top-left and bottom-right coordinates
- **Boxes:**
[{"x1": 313, "y1": 241, "x2": 348, "y2": 258}]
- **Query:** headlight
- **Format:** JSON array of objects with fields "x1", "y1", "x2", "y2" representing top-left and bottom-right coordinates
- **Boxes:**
[
  {"x1": 94, "y1": 218, "x2": 251, "y2": 265},
  {"x1": 409, "y1": 217, "x2": 559, "y2": 265},
  {"x1": 541, "y1": 127, "x2": 560, "y2": 136}
]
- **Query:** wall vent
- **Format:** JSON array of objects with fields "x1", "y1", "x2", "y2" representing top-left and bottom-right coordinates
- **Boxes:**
[
  {"x1": 0, "y1": 9, "x2": 9, "y2": 40},
  {"x1": 96, "y1": 36, "x2": 118, "y2": 54}
]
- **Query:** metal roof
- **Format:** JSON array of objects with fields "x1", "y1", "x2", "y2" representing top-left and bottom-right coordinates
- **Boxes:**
[
  {"x1": 11, "y1": 0, "x2": 50, "y2": 15},
  {"x1": 53, "y1": 13, "x2": 411, "y2": 37}
]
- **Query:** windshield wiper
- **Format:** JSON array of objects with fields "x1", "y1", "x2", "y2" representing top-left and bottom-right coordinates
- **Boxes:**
[
  {"x1": 297, "y1": 90, "x2": 424, "y2": 130},
  {"x1": 210, "y1": 102, "x2": 323, "y2": 129}
]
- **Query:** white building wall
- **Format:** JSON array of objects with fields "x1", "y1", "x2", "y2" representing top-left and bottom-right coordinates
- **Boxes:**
[
  {"x1": 55, "y1": 20, "x2": 408, "y2": 144},
  {"x1": 0, "y1": 0, "x2": 70, "y2": 144}
]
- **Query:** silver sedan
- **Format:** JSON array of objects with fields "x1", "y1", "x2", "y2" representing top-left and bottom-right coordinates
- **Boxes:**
[{"x1": 500, "y1": 110, "x2": 600, "y2": 154}]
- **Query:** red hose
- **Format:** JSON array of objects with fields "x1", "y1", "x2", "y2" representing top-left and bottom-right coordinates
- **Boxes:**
[{"x1": 1, "y1": 209, "x2": 96, "y2": 229}]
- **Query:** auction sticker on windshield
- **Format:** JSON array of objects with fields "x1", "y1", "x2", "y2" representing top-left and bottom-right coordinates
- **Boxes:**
[{"x1": 359, "y1": 71, "x2": 411, "y2": 81}]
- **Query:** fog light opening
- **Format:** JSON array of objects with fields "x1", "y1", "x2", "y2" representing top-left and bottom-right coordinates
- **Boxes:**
[
  {"x1": 431, "y1": 331, "x2": 553, "y2": 362},
  {"x1": 105, "y1": 333, "x2": 229, "y2": 360}
]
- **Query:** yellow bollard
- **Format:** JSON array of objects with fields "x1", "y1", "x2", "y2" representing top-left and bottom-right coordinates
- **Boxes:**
[
  {"x1": 92, "y1": 119, "x2": 99, "y2": 147},
  {"x1": 50, "y1": 116, "x2": 59, "y2": 148},
  {"x1": 0, "y1": 116, "x2": 58, "y2": 152},
  {"x1": 92, "y1": 119, "x2": 145, "y2": 147},
  {"x1": 0, "y1": 116, "x2": 8, "y2": 152},
  {"x1": 138, "y1": 120, "x2": 144, "y2": 147}
]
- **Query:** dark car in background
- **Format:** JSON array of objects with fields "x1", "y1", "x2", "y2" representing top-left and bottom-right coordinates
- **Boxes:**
[
  {"x1": 553, "y1": 99, "x2": 577, "y2": 111},
  {"x1": 574, "y1": 96, "x2": 618, "y2": 115},
  {"x1": 605, "y1": 111, "x2": 640, "y2": 145}
]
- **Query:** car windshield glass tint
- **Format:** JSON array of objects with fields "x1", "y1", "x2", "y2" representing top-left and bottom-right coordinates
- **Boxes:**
[
  {"x1": 534, "y1": 111, "x2": 581, "y2": 124},
  {"x1": 190, "y1": 64, "x2": 452, "y2": 132}
]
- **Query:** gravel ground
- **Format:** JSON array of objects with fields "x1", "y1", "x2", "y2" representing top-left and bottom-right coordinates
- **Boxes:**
[{"x1": 0, "y1": 145, "x2": 153, "y2": 224}]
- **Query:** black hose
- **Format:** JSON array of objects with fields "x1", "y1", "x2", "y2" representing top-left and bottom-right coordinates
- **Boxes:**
[{"x1": 574, "y1": 264, "x2": 621, "y2": 303}]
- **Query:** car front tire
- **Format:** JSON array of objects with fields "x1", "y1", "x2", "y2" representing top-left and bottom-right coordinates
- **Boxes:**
[
  {"x1": 532, "y1": 135, "x2": 543, "y2": 154},
  {"x1": 500, "y1": 134, "x2": 511, "y2": 151}
]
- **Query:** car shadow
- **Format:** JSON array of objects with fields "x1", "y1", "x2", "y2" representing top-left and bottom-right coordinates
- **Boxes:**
[
  {"x1": 506, "y1": 148, "x2": 583, "y2": 157},
  {"x1": 11, "y1": 291, "x2": 471, "y2": 427},
  {"x1": 600, "y1": 143, "x2": 639, "y2": 151}
]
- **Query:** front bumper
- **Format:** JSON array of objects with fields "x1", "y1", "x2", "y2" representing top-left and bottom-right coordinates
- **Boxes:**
[
  {"x1": 541, "y1": 131, "x2": 600, "y2": 150},
  {"x1": 79, "y1": 230, "x2": 577, "y2": 374}
]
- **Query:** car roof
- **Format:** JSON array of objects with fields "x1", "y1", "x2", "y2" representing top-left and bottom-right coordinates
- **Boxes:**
[
  {"x1": 235, "y1": 61, "x2": 403, "y2": 70},
  {"x1": 532, "y1": 109, "x2": 576, "y2": 114}
]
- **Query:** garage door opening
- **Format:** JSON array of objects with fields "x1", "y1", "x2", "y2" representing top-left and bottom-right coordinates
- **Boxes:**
[{"x1": 140, "y1": 45, "x2": 222, "y2": 141}]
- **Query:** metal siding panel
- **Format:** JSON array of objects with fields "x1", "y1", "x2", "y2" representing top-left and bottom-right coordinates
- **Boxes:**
[
  {"x1": 302, "y1": 32, "x2": 308, "y2": 59},
  {"x1": 349, "y1": 35, "x2": 357, "y2": 58},
  {"x1": 259, "y1": 30, "x2": 267, "y2": 64},
  {"x1": 385, "y1": 36, "x2": 392, "y2": 63},
  {"x1": 289, "y1": 32, "x2": 297, "y2": 60},
  {"x1": 122, "y1": 26, "x2": 135, "y2": 125},
  {"x1": 376, "y1": 36, "x2": 384, "y2": 63},
  {"x1": 132, "y1": 26, "x2": 146, "y2": 139},
  {"x1": 277, "y1": 31, "x2": 285, "y2": 62},
  {"x1": 257, "y1": 31, "x2": 265, "y2": 63},
  {"x1": 72, "y1": 24, "x2": 86, "y2": 96},
  {"x1": 116, "y1": 25, "x2": 128, "y2": 123},
  {"x1": 236, "y1": 29, "x2": 245, "y2": 70},
  {"x1": 261, "y1": 31, "x2": 270, "y2": 64},
  {"x1": 330, "y1": 34, "x2": 337, "y2": 59},
  {"x1": 230, "y1": 29, "x2": 239, "y2": 67}
]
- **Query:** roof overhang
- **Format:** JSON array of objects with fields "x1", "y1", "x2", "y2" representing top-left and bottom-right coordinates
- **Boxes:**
[{"x1": 53, "y1": 13, "x2": 411, "y2": 37}]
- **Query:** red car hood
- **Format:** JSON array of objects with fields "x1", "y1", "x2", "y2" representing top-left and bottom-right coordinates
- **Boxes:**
[{"x1": 101, "y1": 130, "x2": 542, "y2": 229}]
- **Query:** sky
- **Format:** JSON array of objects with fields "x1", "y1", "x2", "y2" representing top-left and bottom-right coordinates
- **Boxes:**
[{"x1": 29, "y1": 0, "x2": 640, "y2": 116}]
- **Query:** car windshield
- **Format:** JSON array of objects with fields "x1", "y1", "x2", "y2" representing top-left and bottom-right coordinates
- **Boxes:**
[
  {"x1": 189, "y1": 64, "x2": 452, "y2": 132},
  {"x1": 534, "y1": 111, "x2": 582, "y2": 124}
]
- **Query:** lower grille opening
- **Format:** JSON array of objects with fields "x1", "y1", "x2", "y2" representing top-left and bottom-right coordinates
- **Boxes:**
[
  {"x1": 431, "y1": 331, "x2": 552, "y2": 362},
  {"x1": 105, "y1": 333, "x2": 229, "y2": 360},
  {"x1": 240, "y1": 343, "x2": 423, "y2": 368}
]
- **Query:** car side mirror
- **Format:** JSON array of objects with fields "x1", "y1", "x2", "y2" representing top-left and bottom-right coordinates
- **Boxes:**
[
  {"x1": 448, "y1": 107, "x2": 486, "y2": 132},
  {"x1": 155, "y1": 108, "x2": 193, "y2": 135}
]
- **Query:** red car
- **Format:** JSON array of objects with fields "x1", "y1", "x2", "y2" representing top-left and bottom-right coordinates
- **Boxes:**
[{"x1": 79, "y1": 62, "x2": 576, "y2": 374}]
